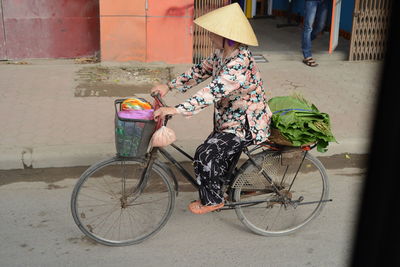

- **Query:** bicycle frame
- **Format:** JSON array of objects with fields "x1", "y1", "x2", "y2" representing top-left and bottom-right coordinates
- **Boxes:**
[
  {"x1": 138, "y1": 141, "x2": 297, "y2": 210},
  {"x1": 156, "y1": 143, "x2": 262, "y2": 190},
  {"x1": 158, "y1": 144, "x2": 199, "y2": 189}
]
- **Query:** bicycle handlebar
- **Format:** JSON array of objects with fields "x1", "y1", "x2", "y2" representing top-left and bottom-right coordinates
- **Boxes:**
[
  {"x1": 151, "y1": 92, "x2": 168, "y2": 107},
  {"x1": 151, "y1": 92, "x2": 172, "y2": 123}
]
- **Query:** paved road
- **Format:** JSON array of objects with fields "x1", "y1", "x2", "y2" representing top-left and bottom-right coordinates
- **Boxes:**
[{"x1": 0, "y1": 165, "x2": 364, "y2": 267}]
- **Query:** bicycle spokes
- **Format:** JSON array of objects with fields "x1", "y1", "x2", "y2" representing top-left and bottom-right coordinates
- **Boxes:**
[
  {"x1": 232, "y1": 150, "x2": 329, "y2": 236},
  {"x1": 71, "y1": 157, "x2": 175, "y2": 246}
]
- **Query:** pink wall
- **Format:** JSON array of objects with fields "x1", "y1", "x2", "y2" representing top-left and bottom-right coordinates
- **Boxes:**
[
  {"x1": 0, "y1": 0, "x2": 100, "y2": 60},
  {"x1": 0, "y1": 4, "x2": 6, "y2": 59},
  {"x1": 100, "y1": 0, "x2": 194, "y2": 64}
]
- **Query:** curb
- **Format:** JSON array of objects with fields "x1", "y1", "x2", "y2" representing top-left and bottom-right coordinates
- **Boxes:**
[{"x1": 0, "y1": 138, "x2": 370, "y2": 170}]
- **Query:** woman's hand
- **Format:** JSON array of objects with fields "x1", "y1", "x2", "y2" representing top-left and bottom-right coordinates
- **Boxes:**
[
  {"x1": 151, "y1": 83, "x2": 170, "y2": 97},
  {"x1": 153, "y1": 107, "x2": 179, "y2": 121}
]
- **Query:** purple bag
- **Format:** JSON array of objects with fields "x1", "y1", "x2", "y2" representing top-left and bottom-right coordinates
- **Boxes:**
[{"x1": 118, "y1": 109, "x2": 154, "y2": 120}]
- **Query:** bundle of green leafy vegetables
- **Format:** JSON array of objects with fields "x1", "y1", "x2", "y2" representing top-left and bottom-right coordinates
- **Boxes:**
[{"x1": 267, "y1": 94, "x2": 337, "y2": 152}]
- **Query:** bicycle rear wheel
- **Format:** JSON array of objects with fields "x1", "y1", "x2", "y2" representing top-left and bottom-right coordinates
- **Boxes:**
[
  {"x1": 71, "y1": 157, "x2": 175, "y2": 246},
  {"x1": 232, "y1": 150, "x2": 329, "y2": 236}
]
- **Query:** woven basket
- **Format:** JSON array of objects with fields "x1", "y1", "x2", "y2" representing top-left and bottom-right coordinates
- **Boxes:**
[
  {"x1": 268, "y1": 128, "x2": 294, "y2": 146},
  {"x1": 268, "y1": 128, "x2": 315, "y2": 147}
]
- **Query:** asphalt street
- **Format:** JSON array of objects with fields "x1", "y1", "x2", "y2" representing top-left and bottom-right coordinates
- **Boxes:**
[{"x1": 0, "y1": 165, "x2": 364, "y2": 267}]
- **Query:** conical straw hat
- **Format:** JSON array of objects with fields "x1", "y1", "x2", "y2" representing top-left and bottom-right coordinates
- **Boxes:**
[{"x1": 194, "y1": 3, "x2": 258, "y2": 46}]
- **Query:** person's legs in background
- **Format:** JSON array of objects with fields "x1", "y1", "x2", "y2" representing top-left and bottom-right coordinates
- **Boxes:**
[
  {"x1": 302, "y1": 1, "x2": 318, "y2": 59},
  {"x1": 311, "y1": 0, "x2": 329, "y2": 41},
  {"x1": 302, "y1": 0, "x2": 321, "y2": 67}
]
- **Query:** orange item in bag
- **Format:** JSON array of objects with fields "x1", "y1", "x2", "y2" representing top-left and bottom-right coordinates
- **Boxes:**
[{"x1": 121, "y1": 97, "x2": 152, "y2": 110}]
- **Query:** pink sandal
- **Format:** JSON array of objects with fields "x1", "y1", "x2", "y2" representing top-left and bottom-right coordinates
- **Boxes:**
[{"x1": 188, "y1": 200, "x2": 224, "y2": 214}]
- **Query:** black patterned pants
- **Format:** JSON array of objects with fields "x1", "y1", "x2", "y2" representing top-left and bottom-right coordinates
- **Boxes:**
[{"x1": 193, "y1": 131, "x2": 251, "y2": 206}]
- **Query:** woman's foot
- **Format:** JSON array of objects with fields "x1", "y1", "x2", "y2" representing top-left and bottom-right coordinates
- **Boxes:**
[
  {"x1": 302, "y1": 57, "x2": 318, "y2": 67},
  {"x1": 188, "y1": 200, "x2": 224, "y2": 214}
]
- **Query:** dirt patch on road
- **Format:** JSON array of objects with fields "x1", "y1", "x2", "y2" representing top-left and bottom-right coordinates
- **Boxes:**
[
  {"x1": 317, "y1": 153, "x2": 367, "y2": 169},
  {"x1": 0, "y1": 166, "x2": 88, "y2": 186},
  {"x1": 74, "y1": 65, "x2": 172, "y2": 97}
]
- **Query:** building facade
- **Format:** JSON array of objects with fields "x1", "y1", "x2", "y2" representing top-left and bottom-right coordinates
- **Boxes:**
[{"x1": 0, "y1": 0, "x2": 390, "y2": 63}]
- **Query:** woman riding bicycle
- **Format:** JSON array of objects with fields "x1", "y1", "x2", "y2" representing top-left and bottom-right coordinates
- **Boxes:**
[{"x1": 151, "y1": 3, "x2": 273, "y2": 214}]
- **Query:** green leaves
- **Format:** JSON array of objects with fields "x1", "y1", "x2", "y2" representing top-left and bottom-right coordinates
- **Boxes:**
[{"x1": 268, "y1": 95, "x2": 337, "y2": 153}]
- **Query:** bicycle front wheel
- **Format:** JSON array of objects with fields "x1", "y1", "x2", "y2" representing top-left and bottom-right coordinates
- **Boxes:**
[
  {"x1": 71, "y1": 157, "x2": 175, "y2": 246},
  {"x1": 232, "y1": 150, "x2": 329, "y2": 236}
]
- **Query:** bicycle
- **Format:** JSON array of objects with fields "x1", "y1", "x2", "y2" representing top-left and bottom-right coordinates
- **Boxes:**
[{"x1": 70, "y1": 94, "x2": 332, "y2": 246}]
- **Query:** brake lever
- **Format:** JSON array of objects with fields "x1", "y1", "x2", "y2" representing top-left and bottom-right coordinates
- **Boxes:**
[
  {"x1": 151, "y1": 92, "x2": 172, "y2": 122},
  {"x1": 151, "y1": 92, "x2": 168, "y2": 107}
]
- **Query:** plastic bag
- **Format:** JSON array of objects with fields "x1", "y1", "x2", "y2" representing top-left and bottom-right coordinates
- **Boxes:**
[
  {"x1": 150, "y1": 126, "x2": 176, "y2": 147},
  {"x1": 121, "y1": 97, "x2": 152, "y2": 110},
  {"x1": 118, "y1": 109, "x2": 154, "y2": 120}
]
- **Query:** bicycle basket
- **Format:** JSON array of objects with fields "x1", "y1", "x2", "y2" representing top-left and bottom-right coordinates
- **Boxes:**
[
  {"x1": 268, "y1": 128, "x2": 294, "y2": 146},
  {"x1": 114, "y1": 99, "x2": 155, "y2": 157},
  {"x1": 268, "y1": 127, "x2": 315, "y2": 147}
]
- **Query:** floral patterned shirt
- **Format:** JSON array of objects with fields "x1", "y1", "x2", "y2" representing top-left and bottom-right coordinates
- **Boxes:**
[{"x1": 167, "y1": 45, "x2": 272, "y2": 144}]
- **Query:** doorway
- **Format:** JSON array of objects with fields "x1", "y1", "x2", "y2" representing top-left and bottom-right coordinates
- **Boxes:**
[
  {"x1": 192, "y1": 0, "x2": 351, "y2": 63},
  {"x1": 250, "y1": 0, "x2": 350, "y2": 61},
  {"x1": 192, "y1": 0, "x2": 390, "y2": 63}
]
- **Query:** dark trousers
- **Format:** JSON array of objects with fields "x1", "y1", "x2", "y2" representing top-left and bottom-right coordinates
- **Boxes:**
[{"x1": 193, "y1": 131, "x2": 251, "y2": 205}]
